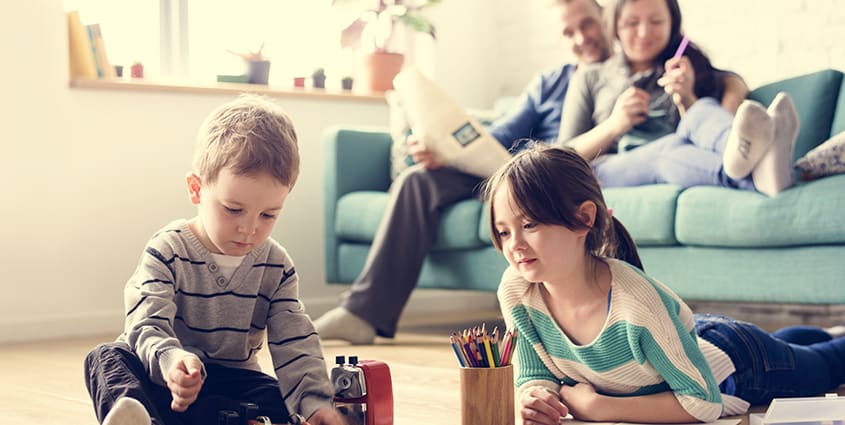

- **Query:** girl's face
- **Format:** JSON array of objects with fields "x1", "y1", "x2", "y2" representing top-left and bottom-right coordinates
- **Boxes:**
[
  {"x1": 492, "y1": 184, "x2": 589, "y2": 284},
  {"x1": 616, "y1": 0, "x2": 672, "y2": 72}
]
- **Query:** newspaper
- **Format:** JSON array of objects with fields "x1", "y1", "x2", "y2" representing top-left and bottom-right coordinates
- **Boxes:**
[{"x1": 392, "y1": 67, "x2": 510, "y2": 178}]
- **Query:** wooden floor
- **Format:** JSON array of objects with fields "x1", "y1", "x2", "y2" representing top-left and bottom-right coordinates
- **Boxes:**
[
  {"x1": 0, "y1": 312, "x2": 506, "y2": 425},
  {"x1": 0, "y1": 310, "x2": 823, "y2": 425}
]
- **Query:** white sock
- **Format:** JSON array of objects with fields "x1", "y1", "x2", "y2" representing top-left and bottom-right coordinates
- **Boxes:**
[
  {"x1": 313, "y1": 307, "x2": 376, "y2": 345},
  {"x1": 723, "y1": 100, "x2": 774, "y2": 179},
  {"x1": 752, "y1": 92, "x2": 800, "y2": 196},
  {"x1": 103, "y1": 397, "x2": 151, "y2": 425},
  {"x1": 826, "y1": 325, "x2": 845, "y2": 339}
]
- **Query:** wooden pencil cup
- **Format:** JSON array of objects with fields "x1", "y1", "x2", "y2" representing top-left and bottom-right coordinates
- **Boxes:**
[{"x1": 459, "y1": 365, "x2": 515, "y2": 425}]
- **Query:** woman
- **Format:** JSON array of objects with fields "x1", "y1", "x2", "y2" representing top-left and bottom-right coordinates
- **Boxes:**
[{"x1": 558, "y1": 0, "x2": 798, "y2": 196}]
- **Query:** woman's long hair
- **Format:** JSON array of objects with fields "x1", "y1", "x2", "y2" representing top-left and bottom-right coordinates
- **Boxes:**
[
  {"x1": 483, "y1": 145, "x2": 643, "y2": 270},
  {"x1": 610, "y1": 0, "x2": 724, "y2": 100}
]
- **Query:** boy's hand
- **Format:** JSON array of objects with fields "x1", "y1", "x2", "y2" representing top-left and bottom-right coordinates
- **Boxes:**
[
  {"x1": 519, "y1": 386, "x2": 569, "y2": 425},
  {"x1": 407, "y1": 135, "x2": 443, "y2": 169},
  {"x1": 166, "y1": 355, "x2": 204, "y2": 412},
  {"x1": 302, "y1": 406, "x2": 346, "y2": 425}
]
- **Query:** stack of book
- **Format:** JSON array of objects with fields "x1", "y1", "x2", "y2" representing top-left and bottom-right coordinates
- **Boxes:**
[{"x1": 67, "y1": 10, "x2": 117, "y2": 79}]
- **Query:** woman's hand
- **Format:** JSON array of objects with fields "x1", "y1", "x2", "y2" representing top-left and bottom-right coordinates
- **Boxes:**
[
  {"x1": 608, "y1": 87, "x2": 649, "y2": 136},
  {"x1": 519, "y1": 387, "x2": 569, "y2": 425},
  {"x1": 166, "y1": 354, "x2": 204, "y2": 412},
  {"x1": 407, "y1": 134, "x2": 443, "y2": 169},
  {"x1": 659, "y1": 56, "x2": 697, "y2": 113},
  {"x1": 558, "y1": 382, "x2": 603, "y2": 421}
]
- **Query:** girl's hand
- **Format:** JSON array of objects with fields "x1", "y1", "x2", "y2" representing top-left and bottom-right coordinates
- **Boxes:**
[
  {"x1": 608, "y1": 87, "x2": 648, "y2": 136},
  {"x1": 407, "y1": 135, "x2": 443, "y2": 169},
  {"x1": 659, "y1": 56, "x2": 697, "y2": 112},
  {"x1": 519, "y1": 387, "x2": 569, "y2": 425},
  {"x1": 558, "y1": 382, "x2": 601, "y2": 421},
  {"x1": 166, "y1": 354, "x2": 204, "y2": 412}
]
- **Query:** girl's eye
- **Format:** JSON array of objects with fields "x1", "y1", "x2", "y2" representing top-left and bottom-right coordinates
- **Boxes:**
[
  {"x1": 224, "y1": 206, "x2": 242, "y2": 214},
  {"x1": 524, "y1": 222, "x2": 537, "y2": 230},
  {"x1": 496, "y1": 230, "x2": 510, "y2": 238},
  {"x1": 261, "y1": 213, "x2": 277, "y2": 219}
]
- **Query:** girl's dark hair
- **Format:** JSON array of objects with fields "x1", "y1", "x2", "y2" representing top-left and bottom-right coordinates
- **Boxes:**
[
  {"x1": 611, "y1": 0, "x2": 723, "y2": 100},
  {"x1": 483, "y1": 145, "x2": 643, "y2": 270}
]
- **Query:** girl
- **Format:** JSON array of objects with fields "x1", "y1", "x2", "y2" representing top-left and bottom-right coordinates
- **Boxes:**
[
  {"x1": 484, "y1": 145, "x2": 845, "y2": 424},
  {"x1": 558, "y1": 0, "x2": 799, "y2": 196}
]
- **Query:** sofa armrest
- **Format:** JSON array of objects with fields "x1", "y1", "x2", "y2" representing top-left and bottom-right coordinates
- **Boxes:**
[{"x1": 323, "y1": 126, "x2": 392, "y2": 282}]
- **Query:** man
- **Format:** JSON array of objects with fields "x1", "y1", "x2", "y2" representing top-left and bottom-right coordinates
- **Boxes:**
[{"x1": 313, "y1": 0, "x2": 614, "y2": 344}]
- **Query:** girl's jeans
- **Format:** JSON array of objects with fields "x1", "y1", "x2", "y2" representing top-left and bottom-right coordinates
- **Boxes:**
[
  {"x1": 84, "y1": 342, "x2": 291, "y2": 425},
  {"x1": 593, "y1": 97, "x2": 756, "y2": 191},
  {"x1": 695, "y1": 314, "x2": 845, "y2": 405}
]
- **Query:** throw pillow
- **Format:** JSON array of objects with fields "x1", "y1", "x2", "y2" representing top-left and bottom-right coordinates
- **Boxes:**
[
  {"x1": 386, "y1": 90, "x2": 415, "y2": 180},
  {"x1": 795, "y1": 130, "x2": 845, "y2": 180}
]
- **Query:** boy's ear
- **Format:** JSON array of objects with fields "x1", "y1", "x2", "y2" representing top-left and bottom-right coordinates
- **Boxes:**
[
  {"x1": 186, "y1": 172, "x2": 202, "y2": 205},
  {"x1": 577, "y1": 200, "x2": 597, "y2": 230}
]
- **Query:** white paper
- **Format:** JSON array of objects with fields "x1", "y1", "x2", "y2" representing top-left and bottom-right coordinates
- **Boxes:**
[{"x1": 392, "y1": 67, "x2": 511, "y2": 178}]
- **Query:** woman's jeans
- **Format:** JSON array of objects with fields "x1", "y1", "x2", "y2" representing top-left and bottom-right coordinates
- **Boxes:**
[
  {"x1": 593, "y1": 97, "x2": 756, "y2": 191},
  {"x1": 695, "y1": 314, "x2": 845, "y2": 405},
  {"x1": 84, "y1": 342, "x2": 291, "y2": 425}
]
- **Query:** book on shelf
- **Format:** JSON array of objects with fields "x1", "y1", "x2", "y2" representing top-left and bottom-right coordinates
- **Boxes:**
[
  {"x1": 85, "y1": 23, "x2": 116, "y2": 79},
  {"x1": 67, "y1": 10, "x2": 97, "y2": 79}
]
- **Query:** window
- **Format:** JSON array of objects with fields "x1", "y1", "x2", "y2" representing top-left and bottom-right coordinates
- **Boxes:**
[{"x1": 65, "y1": 0, "x2": 354, "y2": 84}]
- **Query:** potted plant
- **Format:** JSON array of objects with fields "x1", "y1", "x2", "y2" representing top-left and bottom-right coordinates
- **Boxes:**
[
  {"x1": 333, "y1": 0, "x2": 441, "y2": 92},
  {"x1": 228, "y1": 43, "x2": 271, "y2": 85},
  {"x1": 341, "y1": 75, "x2": 355, "y2": 90},
  {"x1": 312, "y1": 67, "x2": 327, "y2": 88}
]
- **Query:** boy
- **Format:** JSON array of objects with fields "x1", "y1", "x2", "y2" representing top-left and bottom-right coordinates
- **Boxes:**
[{"x1": 84, "y1": 95, "x2": 344, "y2": 425}]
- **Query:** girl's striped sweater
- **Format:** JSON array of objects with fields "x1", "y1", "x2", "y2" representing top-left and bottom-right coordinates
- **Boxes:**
[{"x1": 498, "y1": 258, "x2": 726, "y2": 422}]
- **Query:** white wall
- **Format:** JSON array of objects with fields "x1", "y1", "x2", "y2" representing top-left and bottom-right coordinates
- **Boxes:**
[{"x1": 2, "y1": 0, "x2": 843, "y2": 343}]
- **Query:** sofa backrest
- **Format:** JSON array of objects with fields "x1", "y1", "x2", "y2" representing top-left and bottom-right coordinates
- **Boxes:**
[
  {"x1": 830, "y1": 76, "x2": 845, "y2": 137},
  {"x1": 747, "y1": 69, "x2": 844, "y2": 160}
]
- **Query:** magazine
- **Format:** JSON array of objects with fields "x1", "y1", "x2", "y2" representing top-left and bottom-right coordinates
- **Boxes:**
[{"x1": 392, "y1": 67, "x2": 510, "y2": 178}]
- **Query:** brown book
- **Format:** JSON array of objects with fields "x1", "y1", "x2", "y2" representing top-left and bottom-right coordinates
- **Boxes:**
[{"x1": 67, "y1": 11, "x2": 97, "y2": 79}]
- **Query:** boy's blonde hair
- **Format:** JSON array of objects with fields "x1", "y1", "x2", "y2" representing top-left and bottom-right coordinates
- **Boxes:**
[{"x1": 193, "y1": 94, "x2": 299, "y2": 187}]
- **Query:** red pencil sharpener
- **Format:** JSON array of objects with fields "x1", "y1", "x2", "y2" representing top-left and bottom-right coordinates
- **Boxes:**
[{"x1": 331, "y1": 355, "x2": 393, "y2": 425}]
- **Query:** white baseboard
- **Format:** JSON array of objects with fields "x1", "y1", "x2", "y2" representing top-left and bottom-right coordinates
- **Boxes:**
[
  {"x1": 0, "y1": 310, "x2": 123, "y2": 344},
  {"x1": 0, "y1": 290, "x2": 500, "y2": 344}
]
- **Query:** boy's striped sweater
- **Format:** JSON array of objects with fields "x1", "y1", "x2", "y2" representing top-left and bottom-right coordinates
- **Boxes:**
[
  {"x1": 498, "y1": 258, "x2": 726, "y2": 422},
  {"x1": 116, "y1": 219, "x2": 333, "y2": 419}
]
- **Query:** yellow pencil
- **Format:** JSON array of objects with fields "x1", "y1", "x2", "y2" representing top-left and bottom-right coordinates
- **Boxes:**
[{"x1": 483, "y1": 335, "x2": 496, "y2": 368}]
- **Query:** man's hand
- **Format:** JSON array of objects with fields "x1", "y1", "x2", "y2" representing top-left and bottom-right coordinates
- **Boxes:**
[
  {"x1": 659, "y1": 56, "x2": 697, "y2": 113},
  {"x1": 558, "y1": 382, "x2": 601, "y2": 421},
  {"x1": 407, "y1": 135, "x2": 443, "y2": 170},
  {"x1": 608, "y1": 87, "x2": 648, "y2": 136},
  {"x1": 519, "y1": 387, "x2": 569, "y2": 425},
  {"x1": 303, "y1": 406, "x2": 346, "y2": 425},
  {"x1": 166, "y1": 355, "x2": 204, "y2": 412}
]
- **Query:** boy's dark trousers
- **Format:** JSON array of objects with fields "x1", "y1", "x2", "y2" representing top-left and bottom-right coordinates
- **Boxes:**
[{"x1": 84, "y1": 342, "x2": 291, "y2": 425}]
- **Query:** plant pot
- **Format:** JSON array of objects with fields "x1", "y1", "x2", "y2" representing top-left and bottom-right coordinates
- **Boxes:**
[
  {"x1": 247, "y1": 60, "x2": 271, "y2": 84},
  {"x1": 312, "y1": 76, "x2": 326, "y2": 89},
  {"x1": 341, "y1": 79, "x2": 354, "y2": 91},
  {"x1": 293, "y1": 77, "x2": 306, "y2": 88},
  {"x1": 357, "y1": 52, "x2": 404, "y2": 92}
]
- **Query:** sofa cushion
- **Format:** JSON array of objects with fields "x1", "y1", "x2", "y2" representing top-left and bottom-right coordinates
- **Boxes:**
[
  {"x1": 477, "y1": 184, "x2": 682, "y2": 247},
  {"x1": 747, "y1": 69, "x2": 843, "y2": 160},
  {"x1": 603, "y1": 185, "x2": 682, "y2": 246},
  {"x1": 675, "y1": 174, "x2": 845, "y2": 247},
  {"x1": 795, "y1": 129, "x2": 845, "y2": 180},
  {"x1": 336, "y1": 191, "x2": 485, "y2": 250}
]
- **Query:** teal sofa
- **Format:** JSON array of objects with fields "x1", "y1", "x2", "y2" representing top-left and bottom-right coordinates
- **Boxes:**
[{"x1": 323, "y1": 69, "x2": 845, "y2": 326}]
